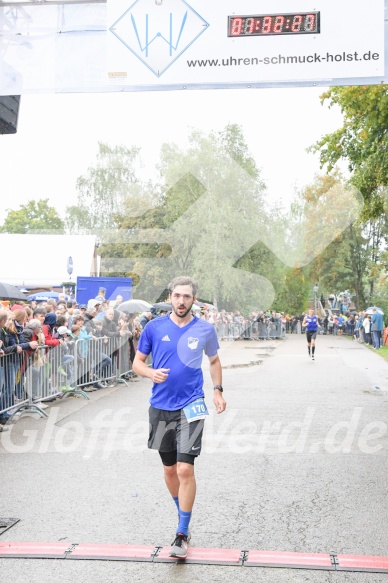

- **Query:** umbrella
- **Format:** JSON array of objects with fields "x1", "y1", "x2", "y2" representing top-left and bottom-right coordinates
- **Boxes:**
[
  {"x1": 119, "y1": 299, "x2": 152, "y2": 313},
  {"x1": 0, "y1": 282, "x2": 28, "y2": 301},
  {"x1": 365, "y1": 306, "x2": 384, "y2": 315},
  {"x1": 152, "y1": 302, "x2": 172, "y2": 311},
  {"x1": 27, "y1": 291, "x2": 71, "y2": 301},
  {"x1": 195, "y1": 301, "x2": 215, "y2": 309}
]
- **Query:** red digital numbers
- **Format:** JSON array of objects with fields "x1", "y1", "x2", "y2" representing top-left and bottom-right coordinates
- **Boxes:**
[
  {"x1": 273, "y1": 16, "x2": 284, "y2": 33},
  {"x1": 230, "y1": 17, "x2": 243, "y2": 36},
  {"x1": 228, "y1": 12, "x2": 319, "y2": 37},
  {"x1": 244, "y1": 17, "x2": 255, "y2": 34},
  {"x1": 291, "y1": 15, "x2": 303, "y2": 32},
  {"x1": 305, "y1": 14, "x2": 316, "y2": 31},
  {"x1": 262, "y1": 16, "x2": 272, "y2": 33}
]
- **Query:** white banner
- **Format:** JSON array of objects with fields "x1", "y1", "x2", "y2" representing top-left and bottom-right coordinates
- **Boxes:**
[
  {"x1": 108, "y1": 0, "x2": 385, "y2": 84},
  {"x1": 0, "y1": 0, "x2": 385, "y2": 95}
]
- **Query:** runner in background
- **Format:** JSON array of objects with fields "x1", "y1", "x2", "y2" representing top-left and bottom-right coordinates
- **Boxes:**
[{"x1": 302, "y1": 308, "x2": 321, "y2": 361}]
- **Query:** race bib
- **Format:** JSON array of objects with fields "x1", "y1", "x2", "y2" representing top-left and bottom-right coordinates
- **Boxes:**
[{"x1": 183, "y1": 398, "x2": 209, "y2": 423}]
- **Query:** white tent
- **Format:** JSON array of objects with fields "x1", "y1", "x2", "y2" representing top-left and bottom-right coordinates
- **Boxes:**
[{"x1": 0, "y1": 234, "x2": 97, "y2": 286}]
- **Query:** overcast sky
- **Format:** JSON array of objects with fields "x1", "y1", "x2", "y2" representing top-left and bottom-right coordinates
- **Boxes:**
[{"x1": 0, "y1": 86, "x2": 344, "y2": 217}]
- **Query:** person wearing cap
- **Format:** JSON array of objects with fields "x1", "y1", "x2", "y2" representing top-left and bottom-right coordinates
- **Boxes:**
[
  {"x1": 97, "y1": 287, "x2": 107, "y2": 300},
  {"x1": 84, "y1": 300, "x2": 101, "y2": 334},
  {"x1": 10, "y1": 304, "x2": 25, "y2": 313},
  {"x1": 42, "y1": 313, "x2": 62, "y2": 349},
  {"x1": 87, "y1": 298, "x2": 101, "y2": 312}
]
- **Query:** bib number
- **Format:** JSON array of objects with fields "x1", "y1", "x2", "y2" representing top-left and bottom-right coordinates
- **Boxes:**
[{"x1": 183, "y1": 398, "x2": 209, "y2": 423}]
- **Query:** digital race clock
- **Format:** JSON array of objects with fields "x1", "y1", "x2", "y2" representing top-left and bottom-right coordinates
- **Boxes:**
[{"x1": 228, "y1": 12, "x2": 320, "y2": 37}]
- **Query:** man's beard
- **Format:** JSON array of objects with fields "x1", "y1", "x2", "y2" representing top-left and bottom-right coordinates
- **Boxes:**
[{"x1": 172, "y1": 304, "x2": 193, "y2": 319}]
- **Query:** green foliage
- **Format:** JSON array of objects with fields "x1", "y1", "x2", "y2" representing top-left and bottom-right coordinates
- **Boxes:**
[
  {"x1": 79, "y1": 124, "x2": 320, "y2": 313},
  {"x1": 298, "y1": 172, "x2": 388, "y2": 309},
  {"x1": 274, "y1": 268, "x2": 310, "y2": 315},
  {"x1": 118, "y1": 123, "x2": 273, "y2": 310},
  {"x1": 311, "y1": 85, "x2": 388, "y2": 220},
  {"x1": 60, "y1": 281, "x2": 76, "y2": 291},
  {"x1": 65, "y1": 142, "x2": 154, "y2": 234},
  {"x1": 0, "y1": 199, "x2": 64, "y2": 234}
]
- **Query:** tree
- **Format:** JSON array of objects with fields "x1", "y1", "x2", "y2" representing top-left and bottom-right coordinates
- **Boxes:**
[
  {"x1": 311, "y1": 85, "x2": 388, "y2": 220},
  {"x1": 98, "y1": 124, "x2": 322, "y2": 312},
  {"x1": 0, "y1": 199, "x2": 64, "y2": 234},
  {"x1": 112, "y1": 124, "x2": 275, "y2": 311},
  {"x1": 298, "y1": 173, "x2": 387, "y2": 309},
  {"x1": 78, "y1": 126, "x2": 339, "y2": 313},
  {"x1": 65, "y1": 142, "x2": 154, "y2": 235}
]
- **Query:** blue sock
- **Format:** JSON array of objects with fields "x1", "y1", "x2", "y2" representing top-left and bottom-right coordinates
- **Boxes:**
[
  {"x1": 177, "y1": 510, "x2": 191, "y2": 536},
  {"x1": 173, "y1": 496, "x2": 179, "y2": 514}
]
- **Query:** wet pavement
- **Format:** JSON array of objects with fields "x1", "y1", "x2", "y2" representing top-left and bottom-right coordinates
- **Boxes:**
[{"x1": 1, "y1": 333, "x2": 388, "y2": 582}]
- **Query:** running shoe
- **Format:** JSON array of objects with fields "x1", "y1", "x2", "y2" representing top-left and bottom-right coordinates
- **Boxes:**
[
  {"x1": 169, "y1": 533, "x2": 189, "y2": 558},
  {"x1": 312, "y1": 355, "x2": 315, "y2": 360}
]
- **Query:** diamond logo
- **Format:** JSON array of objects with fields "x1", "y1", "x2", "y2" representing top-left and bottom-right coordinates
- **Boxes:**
[{"x1": 109, "y1": 0, "x2": 209, "y2": 77}]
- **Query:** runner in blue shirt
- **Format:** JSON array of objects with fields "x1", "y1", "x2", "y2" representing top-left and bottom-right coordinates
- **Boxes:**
[
  {"x1": 132, "y1": 276, "x2": 226, "y2": 559},
  {"x1": 302, "y1": 308, "x2": 321, "y2": 360}
]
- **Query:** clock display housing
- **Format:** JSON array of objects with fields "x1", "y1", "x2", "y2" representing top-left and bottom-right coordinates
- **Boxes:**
[{"x1": 228, "y1": 12, "x2": 320, "y2": 37}]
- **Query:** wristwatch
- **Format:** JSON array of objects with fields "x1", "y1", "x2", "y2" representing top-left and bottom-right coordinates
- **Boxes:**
[{"x1": 213, "y1": 385, "x2": 223, "y2": 393}]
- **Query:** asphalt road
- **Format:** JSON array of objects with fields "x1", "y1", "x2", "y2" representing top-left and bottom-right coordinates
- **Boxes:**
[{"x1": 1, "y1": 333, "x2": 388, "y2": 582}]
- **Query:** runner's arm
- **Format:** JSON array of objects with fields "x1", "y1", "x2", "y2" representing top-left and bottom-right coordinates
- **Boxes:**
[
  {"x1": 208, "y1": 354, "x2": 226, "y2": 413},
  {"x1": 132, "y1": 350, "x2": 170, "y2": 384}
]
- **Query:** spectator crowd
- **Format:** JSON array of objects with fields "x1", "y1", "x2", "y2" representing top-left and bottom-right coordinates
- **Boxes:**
[
  {"x1": 0, "y1": 292, "x2": 142, "y2": 428},
  {"x1": 1, "y1": 288, "x2": 385, "y2": 430}
]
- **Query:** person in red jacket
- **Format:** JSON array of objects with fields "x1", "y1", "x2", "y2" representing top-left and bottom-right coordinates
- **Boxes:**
[{"x1": 42, "y1": 313, "x2": 62, "y2": 348}]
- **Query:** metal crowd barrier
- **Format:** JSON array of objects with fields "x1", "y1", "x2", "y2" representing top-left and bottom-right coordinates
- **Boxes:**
[
  {"x1": 0, "y1": 331, "x2": 138, "y2": 425},
  {"x1": 73, "y1": 334, "x2": 137, "y2": 391},
  {"x1": 0, "y1": 343, "x2": 90, "y2": 422},
  {"x1": 215, "y1": 321, "x2": 285, "y2": 340},
  {"x1": 0, "y1": 350, "x2": 29, "y2": 419}
]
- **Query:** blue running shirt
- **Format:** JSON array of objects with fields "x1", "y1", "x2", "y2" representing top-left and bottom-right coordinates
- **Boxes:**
[
  {"x1": 305, "y1": 315, "x2": 319, "y2": 331},
  {"x1": 137, "y1": 314, "x2": 220, "y2": 411}
]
